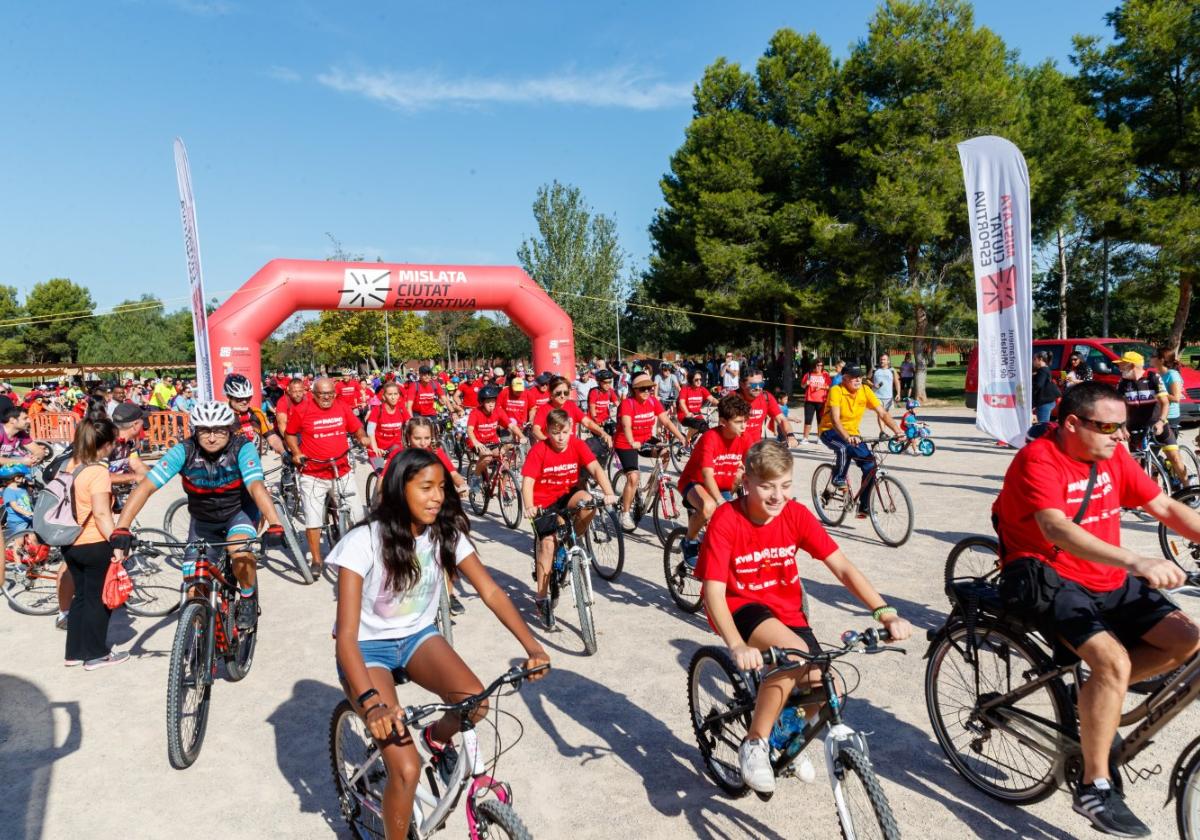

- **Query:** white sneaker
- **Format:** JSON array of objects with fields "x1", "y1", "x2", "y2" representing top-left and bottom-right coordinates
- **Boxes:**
[
  {"x1": 793, "y1": 754, "x2": 816, "y2": 783},
  {"x1": 460, "y1": 728, "x2": 487, "y2": 776},
  {"x1": 797, "y1": 438, "x2": 808, "y2": 446},
  {"x1": 738, "y1": 737, "x2": 775, "y2": 794},
  {"x1": 619, "y1": 511, "x2": 635, "y2": 529}
]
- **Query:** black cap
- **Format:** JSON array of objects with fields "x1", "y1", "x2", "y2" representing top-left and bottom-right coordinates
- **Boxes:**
[
  {"x1": 535, "y1": 373, "x2": 552, "y2": 385},
  {"x1": 842, "y1": 365, "x2": 864, "y2": 379},
  {"x1": 112, "y1": 403, "x2": 143, "y2": 424},
  {"x1": 418, "y1": 365, "x2": 432, "y2": 375},
  {"x1": 595, "y1": 369, "x2": 613, "y2": 381}
]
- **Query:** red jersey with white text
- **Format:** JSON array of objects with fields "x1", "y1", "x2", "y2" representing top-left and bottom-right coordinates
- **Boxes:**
[
  {"x1": 588, "y1": 387, "x2": 620, "y2": 424},
  {"x1": 526, "y1": 389, "x2": 551, "y2": 412},
  {"x1": 467, "y1": 407, "x2": 513, "y2": 445},
  {"x1": 993, "y1": 435, "x2": 1161, "y2": 591},
  {"x1": 679, "y1": 428, "x2": 750, "y2": 492},
  {"x1": 286, "y1": 399, "x2": 362, "y2": 479},
  {"x1": 697, "y1": 499, "x2": 838, "y2": 629},
  {"x1": 676, "y1": 385, "x2": 710, "y2": 418},
  {"x1": 368, "y1": 402, "x2": 411, "y2": 451},
  {"x1": 614, "y1": 395, "x2": 666, "y2": 450},
  {"x1": 460, "y1": 382, "x2": 479, "y2": 408},
  {"x1": 336, "y1": 380, "x2": 359, "y2": 408},
  {"x1": 742, "y1": 391, "x2": 784, "y2": 443},
  {"x1": 521, "y1": 437, "x2": 596, "y2": 507},
  {"x1": 532, "y1": 401, "x2": 585, "y2": 436},
  {"x1": 407, "y1": 381, "x2": 442, "y2": 416},
  {"x1": 500, "y1": 388, "x2": 530, "y2": 425}
]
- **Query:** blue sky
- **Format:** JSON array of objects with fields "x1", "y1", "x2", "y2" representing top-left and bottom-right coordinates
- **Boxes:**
[{"x1": 0, "y1": 0, "x2": 1111, "y2": 314}]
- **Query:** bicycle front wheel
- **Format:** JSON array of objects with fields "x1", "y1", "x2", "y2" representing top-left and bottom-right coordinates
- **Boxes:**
[
  {"x1": 868, "y1": 475, "x2": 913, "y2": 546},
  {"x1": 585, "y1": 508, "x2": 625, "y2": 581},
  {"x1": 572, "y1": 555, "x2": 597, "y2": 655},
  {"x1": 166, "y1": 600, "x2": 213, "y2": 769},
  {"x1": 329, "y1": 698, "x2": 389, "y2": 840},
  {"x1": 1177, "y1": 740, "x2": 1200, "y2": 840},
  {"x1": 652, "y1": 480, "x2": 686, "y2": 546},
  {"x1": 925, "y1": 621, "x2": 1071, "y2": 804},
  {"x1": 123, "y1": 527, "x2": 183, "y2": 617},
  {"x1": 473, "y1": 798, "x2": 533, "y2": 840},
  {"x1": 831, "y1": 744, "x2": 900, "y2": 840},
  {"x1": 2, "y1": 533, "x2": 63, "y2": 616},
  {"x1": 436, "y1": 581, "x2": 454, "y2": 646},
  {"x1": 668, "y1": 439, "x2": 688, "y2": 473},
  {"x1": 1178, "y1": 443, "x2": 1200, "y2": 489},
  {"x1": 1160, "y1": 487, "x2": 1200, "y2": 568},
  {"x1": 943, "y1": 536, "x2": 1001, "y2": 600},
  {"x1": 810, "y1": 464, "x2": 849, "y2": 526},
  {"x1": 498, "y1": 469, "x2": 523, "y2": 529},
  {"x1": 663, "y1": 528, "x2": 703, "y2": 613}
]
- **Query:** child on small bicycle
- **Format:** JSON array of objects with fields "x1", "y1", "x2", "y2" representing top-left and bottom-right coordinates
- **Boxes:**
[
  {"x1": 519, "y1": 408, "x2": 619, "y2": 628},
  {"x1": 677, "y1": 393, "x2": 751, "y2": 565},
  {"x1": 330, "y1": 448, "x2": 550, "y2": 840},
  {"x1": 696, "y1": 439, "x2": 912, "y2": 795},
  {"x1": 898, "y1": 398, "x2": 929, "y2": 456}
]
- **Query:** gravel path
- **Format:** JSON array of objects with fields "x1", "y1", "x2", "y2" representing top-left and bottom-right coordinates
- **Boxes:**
[{"x1": 2, "y1": 408, "x2": 1196, "y2": 839}]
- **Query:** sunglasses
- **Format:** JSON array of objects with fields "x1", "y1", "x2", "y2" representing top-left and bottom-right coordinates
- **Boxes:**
[
  {"x1": 552, "y1": 389, "x2": 570, "y2": 397},
  {"x1": 747, "y1": 382, "x2": 765, "y2": 390},
  {"x1": 1076, "y1": 416, "x2": 1126, "y2": 435},
  {"x1": 634, "y1": 385, "x2": 653, "y2": 393},
  {"x1": 314, "y1": 391, "x2": 336, "y2": 397}
]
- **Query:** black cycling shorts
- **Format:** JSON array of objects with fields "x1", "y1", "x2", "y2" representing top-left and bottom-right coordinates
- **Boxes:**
[
  {"x1": 732, "y1": 603, "x2": 819, "y2": 653},
  {"x1": 1050, "y1": 574, "x2": 1177, "y2": 656},
  {"x1": 615, "y1": 447, "x2": 641, "y2": 473},
  {"x1": 533, "y1": 492, "x2": 575, "y2": 537},
  {"x1": 682, "y1": 416, "x2": 708, "y2": 433}
]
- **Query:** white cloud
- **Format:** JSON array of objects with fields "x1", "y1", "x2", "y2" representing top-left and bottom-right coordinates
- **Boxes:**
[
  {"x1": 267, "y1": 65, "x2": 301, "y2": 83},
  {"x1": 316, "y1": 65, "x2": 692, "y2": 111}
]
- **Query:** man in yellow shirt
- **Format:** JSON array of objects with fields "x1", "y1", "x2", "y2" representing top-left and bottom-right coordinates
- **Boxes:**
[
  {"x1": 150, "y1": 377, "x2": 176, "y2": 410},
  {"x1": 818, "y1": 365, "x2": 902, "y2": 517}
]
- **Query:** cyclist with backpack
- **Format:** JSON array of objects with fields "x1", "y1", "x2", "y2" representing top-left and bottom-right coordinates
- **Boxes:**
[
  {"x1": 110, "y1": 402, "x2": 286, "y2": 632},
  {"x1": 223, "y1": 373, "x2": 286, "y2": 457}
]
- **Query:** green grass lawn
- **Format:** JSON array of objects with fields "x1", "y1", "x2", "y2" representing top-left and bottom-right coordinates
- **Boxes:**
[{"x1": 924, "y1": 364, "x2": 966, "y2": 405}]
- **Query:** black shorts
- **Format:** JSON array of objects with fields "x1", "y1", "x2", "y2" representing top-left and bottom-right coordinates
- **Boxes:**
[
  {"x1": 585, "y1": 436, "x2": 608, "y2": 462},
  {"x1": 533, "y1": 492, "x2": 574, "y2": 537},
  {"x1": 1132, "y1": 424, "x2": 1178, "y2": 450},
  {"x1": 615, "y1": 447, "x2": 641, "y2": 473},
  {"x1": 732, "y1": 603, "x2": 819, "y2": 653},
  {"x1": 682, "y1": 415, "x2": 708, "y2": 433},
  {"x1": 803, "y1": 400, "x2": 824, "y2": 426},
  {"x1": 1051, "y1": 574, "x2": 1178, "y2": 655}
]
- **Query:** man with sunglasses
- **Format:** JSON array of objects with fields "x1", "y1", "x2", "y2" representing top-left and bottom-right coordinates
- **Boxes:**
[
  {"x1": 111, "y1": 401, "x2": 286, "y2": 631},
  {"x1": 994, "y1": 381, "x2": 1200, "y2": 837},
  {"x1": 286, "y1": 378, "x2": 376, "y2": 575},
  {"x1": 614, "y1": 372, "x2": 687, "y2": 529},
  {"x1": 737, "y1": 369, "x2": 792, "y2": 445}
]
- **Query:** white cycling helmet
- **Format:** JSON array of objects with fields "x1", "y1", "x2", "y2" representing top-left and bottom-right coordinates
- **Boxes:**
[
  {"x1": 223, "y1": 373, "x2": 254, "y2": 399},
  {"x1": 493, "y1": 366, "x2": 504, "y2": 377},
  {"x1": 190, "y1": 401, "x2": 236, "y2": 429}
]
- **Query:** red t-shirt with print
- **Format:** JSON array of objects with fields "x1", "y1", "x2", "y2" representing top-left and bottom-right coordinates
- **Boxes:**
[
  {"x1": 697, "y1": 499, "x2": 838, "y2": 629},
  {"x1": 286, "y1": 399, "x2": 362, "y2": 479},
  {"x1": 614, "y1": 395, "x2": 666, "y2": 450},
  {"x1": 500, "y1": 388, "x2": 530, "y2": 425},
  {"x1": 588, "y1": 387, "x2": 620, "y2": 424},
  {"x1": 676, "y1": 385, "x2": 709, "y2": 418},
  {"x1": 521, "y1": 437, "x2": 596, "y2": 507},
  {"x1": 459, "y1": 381, "x2": 479, "y2": 408},
  {"x1": 993, "y1": 435, "x2": 1161, "y2": 592},
  {"x1": 679, "y1": 428, "x2": 750, "y2": 492},
  {"x1": 368, "y1": 402, "x2": 410, "y2": 451},
  {"x1": 743, "y1": 391, "x2": 784, "y2": 443},
  {"x1": 532, "y1": 401, "x2": 585, "y2": 435},
  {"x1": 407, "y1": 381, "x2": 442, "y2": 416},
  {"x1": 467, "y1": 407, "x2": 513, "y2": 445}
]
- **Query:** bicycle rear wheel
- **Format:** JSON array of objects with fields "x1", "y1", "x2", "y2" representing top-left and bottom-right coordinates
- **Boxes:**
[
  {"x1": 687, "y1": 646, "x2": 753, "y2": 797},
  {"x1": 668, "y1": 439, "x2": 688, "y2": 473},
  {"x1": 663, "y1": 528, "x2": 703, "y2": 613},
  {"x1": 652, "y1": 480, "x2": 686, "y2": 546},
  {"x1": 364, "y1": 471, "x2": 379, "y2": 506},
  {"x1": 831, "y1": 744, "x2": 900, "y2": 840},
  {"x1": 498, "y1": 469, "x2": 523, "y2": 529},
  {"x1": 1177, "y1": 740, "x2": 1200, "y2": 840},
  {"x1": 329, "y1": 698, "x2": 390, "y2": 840},
  {"x1": 810, "y1": 464, "x2": 849, "y2": 526},
  {"x1": 572, "y1": 555, "x2": 597, "y2": 655},
  {"x1": 924, "y1": 621, "x2": 1071, "y2": 804},
  {"x1": 164, "y1": 498, "x2": 190, "y2": 542},
  {"x1": 868, "y1": 475, "x2": 913, "y2": 546},
  {"x1": 585, "y1": 508, "x2": 625, "y2": 581},
  {"x1": 473, "y1": 798, "x2": 533, "y2": 840},
  {"x1": 1161, "y1": 487, "x2": 1200, "y2": 568},
  {"x1": 166, "y1": 600, "x2": 213, "y2": 769},
  {"x1": 436, "y1": 581, "x2": 454, "y2": 646},
  {"x1": 225, "y1": 599, "x2": 258, "y2": 682},
  {"x1": 2, "y1": 533, "x2": 63, "y2": 616},
  {"x1": 943, "y1": 536, "x2": 1001, "y2": 599},
  {"x1": 1179, "y1": 443, "x2": 1200, "y2": 489},
  {"x1": 611, "y1": 471, "x2": 641, "y2": 532},
  {"x1": 123, "y1": 527, "x2": 182, "y2": 617}
]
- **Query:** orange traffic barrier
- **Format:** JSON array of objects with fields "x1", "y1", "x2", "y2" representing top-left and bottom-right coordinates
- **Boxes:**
[
  {"x1": 30, "y1": 412, "x2": 78, "y2": 443},
  {"x1": 147, "y1": 411, "x2": 190, "y2": 449}
]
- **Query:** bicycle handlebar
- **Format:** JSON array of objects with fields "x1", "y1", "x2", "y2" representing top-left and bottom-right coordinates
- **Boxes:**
[
  {"x1": 133, "y1": 534, "x2": 263, "y2": 551},
  {"x1": 398, "y1": 664, "x2": 550, "y2": 728},
  {"x1": 761, "y1": 627, "x2": 906, "y2": 671}
]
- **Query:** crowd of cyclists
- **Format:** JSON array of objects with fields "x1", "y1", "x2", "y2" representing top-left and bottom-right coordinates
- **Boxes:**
[{"x1": 6, "y1": 348, "x2": 1200, "y2": 839}]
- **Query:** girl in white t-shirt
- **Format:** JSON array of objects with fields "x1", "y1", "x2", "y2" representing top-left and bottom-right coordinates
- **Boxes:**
[{"x1": 329, "y1": 448, "x2": 550, "y2": 839}]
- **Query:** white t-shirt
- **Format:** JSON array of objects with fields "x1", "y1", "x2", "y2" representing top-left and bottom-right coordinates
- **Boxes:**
[
  {"x1": 327, "y1": 522, "x2": 475, "y2": 640},
  {"x1": 721, "y1": 360, "x2": 740, "y2": 389}
]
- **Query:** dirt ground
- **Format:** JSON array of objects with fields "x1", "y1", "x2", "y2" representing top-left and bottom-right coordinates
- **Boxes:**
[{"x1": 2, "y1": 408, "x2": 1196, "y2": 839}]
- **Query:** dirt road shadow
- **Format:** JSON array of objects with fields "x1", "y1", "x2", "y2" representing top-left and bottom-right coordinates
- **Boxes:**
[
  {"x1": 267, "y1": 678, "x2": 348, "y2": 834},
  {"x1": 0, "y1": 674, "x2": 81, "y2": 840}
]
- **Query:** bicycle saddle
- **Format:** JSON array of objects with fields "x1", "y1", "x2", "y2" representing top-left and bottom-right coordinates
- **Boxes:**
[{"x1": 391, "y1": 665, "x2": 410, "y2": 686}]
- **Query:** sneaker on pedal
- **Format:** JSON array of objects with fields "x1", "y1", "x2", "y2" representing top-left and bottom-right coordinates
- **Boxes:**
[
  {"x1": 449, "y1": 594, "x2": 466, "y2": 616},
  {"x1": 420, "y1": 726, "x2": 460, "y2": 785},
  {"x1": 619, "y1": 511, "x2": 635, "y2": 529},
  {"x1": 738, "y1": 737, "x2": 775, "y2": 794},
  {"x1": 682, "y1": 539, "x2": 700, "y2": 569},
  {"x1": 1073, "y1": 780, "x2": 1150, "y2": 838},
  {"x1": 235, "y1": 596, "x2": 259, "y2": 632}
]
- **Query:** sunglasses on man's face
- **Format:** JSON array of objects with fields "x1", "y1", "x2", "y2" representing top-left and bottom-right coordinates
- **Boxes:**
[
  {"x1": 1076, "y1": 416, "x2": 1126, "y2": 435},
  {"x1": 747, "y1": 382, "x2": 765, "y2": 390}
]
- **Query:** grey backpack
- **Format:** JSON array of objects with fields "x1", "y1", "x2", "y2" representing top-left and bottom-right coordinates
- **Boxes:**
[{"x1": 33, "y1": 463, "x2": 96, "y2": 546}]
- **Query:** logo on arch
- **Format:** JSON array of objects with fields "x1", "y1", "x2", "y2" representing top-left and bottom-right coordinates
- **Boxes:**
[{"x1": 339, "y1": 270, "x2": 391, "y2": 308}]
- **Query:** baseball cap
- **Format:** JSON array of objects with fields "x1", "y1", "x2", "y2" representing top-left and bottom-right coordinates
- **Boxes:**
[
  {"x1": 418, "y1": 365, "x2": 432, "y2": 375},
  {"x1": 1117, "y1": 351, "x2": 1144, "y2": 367},
  {"x1": 841, "y1": 365, "x2": 864, "y2": 379},
  {"x1": 112, "y1": 403, "x2": 143, "y2": 424},
  {"x1": 534, "y1": 373, "x2": 552, "y2": 386}
]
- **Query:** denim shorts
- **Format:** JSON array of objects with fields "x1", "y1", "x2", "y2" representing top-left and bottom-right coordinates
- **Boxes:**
[{"x1": 337, "y1": 624, "x2": 441, "y2": 678}]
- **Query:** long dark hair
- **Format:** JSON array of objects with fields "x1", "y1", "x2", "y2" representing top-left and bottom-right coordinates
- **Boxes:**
[{"x1": 369, "y1": 448, "x2": 470, "y2": 594}]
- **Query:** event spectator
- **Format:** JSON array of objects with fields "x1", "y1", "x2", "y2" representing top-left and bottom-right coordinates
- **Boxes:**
[
  {"x1": 1031, "y1": 351, "x2": 1061, "y2": 425},
  {"x1": 655, "y1": 363, "x2": 680, "y2": 408},
  {"x1": 899, "y1": 353, "x2": 916, "y2": 398},
  {"x1": 105, "y1": 385, "x2": 130, "y2": 418},
  {"x1": 720, "y1": 352, "x2": 741, "y2": 391},
  {"x1": 149, "y1": 377, "x2": 175, "y2": 410},
  {"x1": 869, "y1": 354, "x2": 901, "y2": 436},
  {"x1": 1064, "y1": 351, "x2": 1093, "y2": 389},
  {"x1": 573, "y1": 368, "x2": 595, "y2": 410},
  {"x1": 171, "y1": 385, "x2": 196, "y2": 413},
  {"x1": 830, "y1": 360, "x2": 846, "y2": 387},
  {"x1": 63, "y1": 418, "x2": 126, "y2": 669},
  {"x1": 1154, "y1": 349, "x2": 1184, "y2": 435},
  {"x1": 798, "y1": 360, "x2": 832, "y2": 445}
]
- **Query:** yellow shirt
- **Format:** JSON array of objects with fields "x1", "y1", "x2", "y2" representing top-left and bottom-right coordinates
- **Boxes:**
[
  {"x1": 818, "y1": 384, "x2": 880, "y2": 437},
  {"x1": 151, "y1": 383, "x2": 175, "y2": 409}
]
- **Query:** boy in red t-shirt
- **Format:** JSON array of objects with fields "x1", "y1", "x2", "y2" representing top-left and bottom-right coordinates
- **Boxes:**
[
  {"x1": 696, "y1": 439, "x2": 911, "y2": 795},
  {"x1": 520, "y1": 408, "x2": 618, "y2": 628},
  {"x1": 678, "y1": 393, "x2": 751, "y2": 564}
]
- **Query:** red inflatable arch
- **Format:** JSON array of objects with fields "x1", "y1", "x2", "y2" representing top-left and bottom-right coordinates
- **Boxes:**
[{"x1": 207, "y1": 259, "x2": 575, "y2": 401}]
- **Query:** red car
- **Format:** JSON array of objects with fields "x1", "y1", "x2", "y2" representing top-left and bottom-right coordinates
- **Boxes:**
[{"x1": 965, "y1": 338, "x2": 1200, "y2": 425}]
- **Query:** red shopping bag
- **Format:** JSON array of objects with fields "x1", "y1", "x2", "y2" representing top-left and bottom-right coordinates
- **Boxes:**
[{"x1": 102, "y1": 561, "x2": 133, "y2": 609}]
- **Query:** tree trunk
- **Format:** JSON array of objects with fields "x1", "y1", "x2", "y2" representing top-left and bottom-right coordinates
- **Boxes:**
[
  {"x1": 1056, "y1": 228, "x2": 1068, "y2": 339},
  {"x1": 782, "y1": 315, "x2": 795, "y2": 400},
  {"x1": 912, "y1": 304, "x2": 929, "y2": 402},
  {"x1": 1167, "y1": 270, "x2": 1193, "y2": 355}
]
